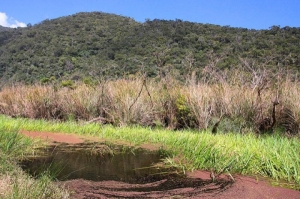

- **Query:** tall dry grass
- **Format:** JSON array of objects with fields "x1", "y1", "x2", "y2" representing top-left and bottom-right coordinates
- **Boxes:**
[{"x1": 0, "y1": 74, "x2": 299, "y2": 135}]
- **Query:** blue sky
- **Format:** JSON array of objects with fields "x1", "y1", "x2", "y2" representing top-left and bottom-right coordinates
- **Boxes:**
[{"x1": 1, "y1": 0, "x2": 300, "y2": 30}]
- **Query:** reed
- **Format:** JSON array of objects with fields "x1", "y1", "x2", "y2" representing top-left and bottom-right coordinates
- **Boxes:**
[
  {"x1": 0, "y1": 128, "x2": 69, "y2": 198},
  {"x1": 1, "y1": 75, "x2": 299, "y2": 135}
]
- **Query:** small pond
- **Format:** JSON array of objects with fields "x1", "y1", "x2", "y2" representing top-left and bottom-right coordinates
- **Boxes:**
[
  {"x1": 19, "y1": 142, "x2": 235, "y2": 198},
  {"x1": 19, "y1": 142, "x2": 170, "y2": 183}
]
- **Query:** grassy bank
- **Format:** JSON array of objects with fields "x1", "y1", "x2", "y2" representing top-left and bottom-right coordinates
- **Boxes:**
[
  {"x1": 0, "y1": 124, "x2": 69, "y2": 198},
  {"x1": 1, "y1": 115, "x2": 299, "y2": 189}
]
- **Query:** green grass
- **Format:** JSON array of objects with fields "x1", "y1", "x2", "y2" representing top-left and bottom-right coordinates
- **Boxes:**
[
  {"x1": 1, "y1": 115, "x2": 299, "y2": 189},
  {"x1": 0, "y1": 119, "x2": 69, "y2": 198}
]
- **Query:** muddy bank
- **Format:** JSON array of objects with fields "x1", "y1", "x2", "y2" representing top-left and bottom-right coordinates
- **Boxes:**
[
  {"x1": 60, "y1": 174, "x2": 299, "y2": 199},
  {"x1": 20, "y1": 131, "x2": 300, "y2": 199}
]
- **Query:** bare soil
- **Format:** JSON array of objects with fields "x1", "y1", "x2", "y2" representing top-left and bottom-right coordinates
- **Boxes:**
[{"x1": 21, "y1": 130, "x2": 300, "y2": 199}]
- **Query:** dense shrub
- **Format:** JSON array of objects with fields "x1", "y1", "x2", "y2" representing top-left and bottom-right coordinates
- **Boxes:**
[{"x1": 0, "y1": 74, "x2": 299, "y2": 136}]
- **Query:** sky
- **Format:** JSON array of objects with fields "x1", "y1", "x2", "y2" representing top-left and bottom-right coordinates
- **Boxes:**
[{"x1": 1, "y1": 0, "x2": 300, "y2": 30}]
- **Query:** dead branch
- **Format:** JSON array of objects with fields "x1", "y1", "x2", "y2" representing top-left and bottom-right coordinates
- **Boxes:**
[
  {"x1": 129, "y1": 78, "x2": 146, "y2": 112},
  {"x1": 86, "y1": 116, "x2": 113, "y2": 124}
]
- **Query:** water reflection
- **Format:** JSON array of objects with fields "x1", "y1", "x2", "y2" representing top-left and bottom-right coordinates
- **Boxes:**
[{"x1": 20, "y1": 143, "x2": 166, "y2": 183}]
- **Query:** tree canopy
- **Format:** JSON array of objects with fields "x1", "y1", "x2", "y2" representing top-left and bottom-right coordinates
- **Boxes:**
[{"x1": 0, "y1": 12, "x2": 299, "y2": 84}]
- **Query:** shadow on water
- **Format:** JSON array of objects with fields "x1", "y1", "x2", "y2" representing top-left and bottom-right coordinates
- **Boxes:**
[{"x1": 19, "y1": 142, "x2": 172, "y2": 183}]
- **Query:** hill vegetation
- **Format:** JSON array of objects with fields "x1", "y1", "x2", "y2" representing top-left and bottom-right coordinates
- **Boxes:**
[
  {"x1": 0, "y1": 12, "x2": 300, "y2": 84},
  {"x1": 0, "y1": 25, "x2": 12, "y2": 32}
]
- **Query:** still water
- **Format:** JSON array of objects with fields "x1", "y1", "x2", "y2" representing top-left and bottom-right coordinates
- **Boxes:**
[{"x1": 20, "y1": 143, "x2": 167, "y2": 183}]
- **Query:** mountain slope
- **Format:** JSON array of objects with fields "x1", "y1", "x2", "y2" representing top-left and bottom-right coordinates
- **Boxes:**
[
  {"x1": 0, "y1": 25, "x2": 12, "y2": 32},
  {"x1": 0, "y1": 12, "x2": 300, "y2": 84}
]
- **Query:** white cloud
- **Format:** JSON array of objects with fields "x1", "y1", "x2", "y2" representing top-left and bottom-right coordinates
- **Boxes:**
[
  {"x1": 0, "y1": 12, "x2": 9, "y2": 26},
  {"x1": 0, "y1": 12, "x2": 26, "y2": 28}
]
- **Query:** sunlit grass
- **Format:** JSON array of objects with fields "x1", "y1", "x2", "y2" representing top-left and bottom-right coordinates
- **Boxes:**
[
  {"x1": 1, "y1": 115, "x2": 299, "y2": 188},
  {"x1": 0, "y1": 118, "x2": 69, "y2": 198}
]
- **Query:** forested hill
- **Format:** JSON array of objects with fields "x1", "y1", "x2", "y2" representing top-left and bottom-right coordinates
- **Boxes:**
[
  {"x1": 0, "y1": 12, "x2": 300, "y2": 84},
  {"x1": 0, "y1": 25, "x2": 12, "y2": 32}
]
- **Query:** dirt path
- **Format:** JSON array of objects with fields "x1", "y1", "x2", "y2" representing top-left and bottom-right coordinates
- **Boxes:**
[
  {"x1": 20, "y1": 130, "x2": 87, "y2": 144},
  {"x1": 60, "y1": 176, "x2": 299, "y2": 199},
  {"x1": 21, "y1": 130, "x2": 300, "y2": 199}
]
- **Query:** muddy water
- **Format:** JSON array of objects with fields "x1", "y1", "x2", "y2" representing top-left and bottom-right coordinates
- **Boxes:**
[{"x1": 19, "y1": 143, "x2": 169, "y2": 183}]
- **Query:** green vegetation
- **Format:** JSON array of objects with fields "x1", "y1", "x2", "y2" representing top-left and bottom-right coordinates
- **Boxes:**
[
  {"x1": 0, "y1": 25, "x2": 12, "y2": 32},
  {"x1": 0, "y1": 74, "x2": 299, "y2": 135},
  {"x1": 0, "y1": 115, "x2": 299, "y2": 189},
  {"x1": 0, "y1": 12, "x2": 300, "y2": 84},
  {"x1": 0, "y1": 11, "x2": 299, "y2": 194},
  {"x1": 0, "y1": 126, "x2": 68, "y2": 198}
]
